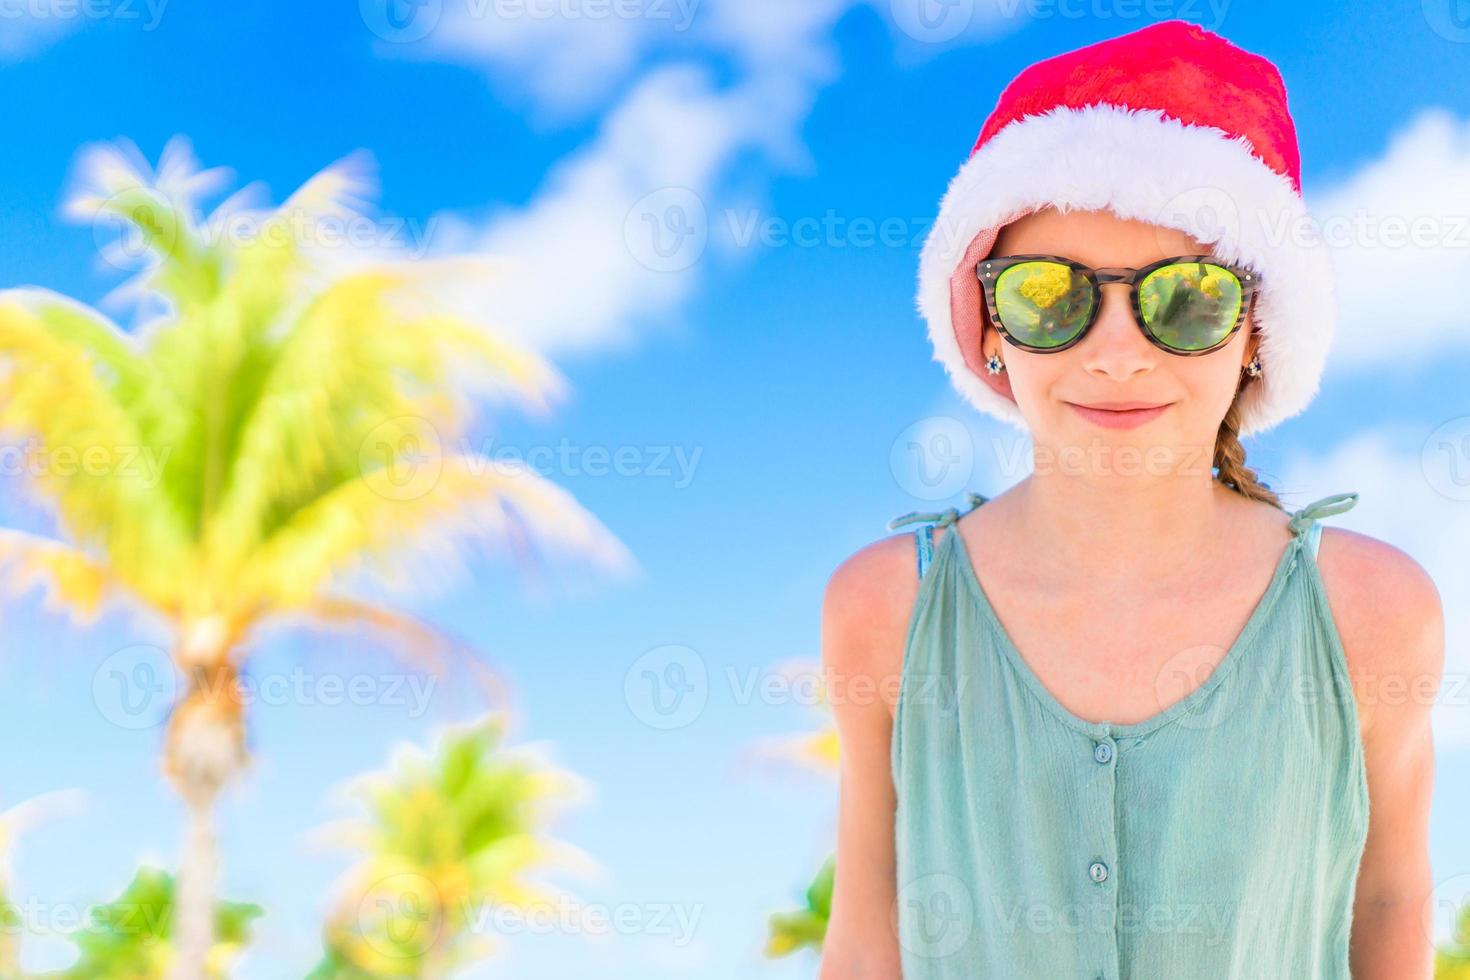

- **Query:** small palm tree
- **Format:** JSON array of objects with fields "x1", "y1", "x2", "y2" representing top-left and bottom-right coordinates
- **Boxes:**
[
  {"x1": 765, "y1": 855, "x2": 834, "y2": 958},
  {"x1": 751, "y1": 659, "x2": 839, "y2": 960},
  {"x1": 1439, "y1": 898, "x2": 1470, "y2": 979},
  {"x1": 0, "y1": 137, "x2": 631, "y2": 979},
  {"x1": 44, "y1": 866, "x2": 262, "y2": 980},
  {"x1": 307, "y1": 712, "x2": 593, "y2": 978}
]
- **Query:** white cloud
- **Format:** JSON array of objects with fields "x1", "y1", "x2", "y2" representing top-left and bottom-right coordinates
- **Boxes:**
[
  {"x1": 1311, "y1": 108, "x2": 1470, "y2": 372},
  {"x1": 697, "y1": 0, "x2": 852, "y2": 69},
  {"x1": 1278, "y1": 426, "x2": 1470, "y2": 748},
  {"x1": 406, "y1": 0, "x2": 1022, "y2": 125},
  {"x1": 366, "y1": 0, "x2": 1005, "y2": 362},
  {"x1": 426, "y1": 64, "x2": 750, "y2": 356},
  {"x1": 425, "y1": 0, "x2": 664, "y2": 123},
  {"x1": 386, "y1": 0, "x2": 1027, "y2": 358},
  {"x1": 414, "y1": 0, "x2": 862, "y2": 356},
  {"x1": 402, "y1": 0, "x2": 842, "y2": 128}
]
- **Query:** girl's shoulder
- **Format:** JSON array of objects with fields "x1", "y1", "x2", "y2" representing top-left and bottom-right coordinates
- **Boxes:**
[
  {"x1": 1313, "y1": 524, "x2": 1443, "y2": 731},
  {"x1": 821, "y1": 529, "x2": 929, "y2": 719},
  {"x1": 822, "y1": 489, "x2": 997, "y2": 719}
]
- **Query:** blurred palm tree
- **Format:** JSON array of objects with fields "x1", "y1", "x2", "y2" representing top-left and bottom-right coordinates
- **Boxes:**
[
  {"x1": 746, "y1": 659, "x2": 839, "y2": 777},
  {"x1": 765, "y1": 855, "x2": 834, "y2": 958},
  {"x1": 750, "y1": 659, "x2": 838, "y2": 961},
  {"x1": 1439, "y1": 898, "x2": 1470, "y2": 979},
  {"x1": 306, "y1": 712, "x2": 593, "y2": 978},
  {"x1": 0, "y1": 136, "x2": 631, "y2": 979},
  {"x1": 44, "y1": 866, "x2": 262, "y2": 980}
]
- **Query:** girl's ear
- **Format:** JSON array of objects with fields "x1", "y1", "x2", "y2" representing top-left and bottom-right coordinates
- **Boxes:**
[{"x1": 948, "y1": 227, "x2": 1016, "y2": 405}]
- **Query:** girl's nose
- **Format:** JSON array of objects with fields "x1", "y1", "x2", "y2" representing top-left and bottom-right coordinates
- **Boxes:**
[{"x1": 1078, "y1": 282, "x2": 1157, "y2": 380}]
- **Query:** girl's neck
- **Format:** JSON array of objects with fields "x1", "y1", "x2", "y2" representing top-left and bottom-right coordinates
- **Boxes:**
[{"x1": 998, "y1": 472, "x2": 1255, "y2": 586}]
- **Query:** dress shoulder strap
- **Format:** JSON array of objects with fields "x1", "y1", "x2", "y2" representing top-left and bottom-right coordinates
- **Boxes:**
[
  {"x1": 885, "y1": 491, "x2": 1357, "y2": 574},
  {"x1": 1287, "y1": 491, "x2": 1359, "y2": 559},
  {"x1": 886, "y1": 492, "x2": 990, "y2": 580}
]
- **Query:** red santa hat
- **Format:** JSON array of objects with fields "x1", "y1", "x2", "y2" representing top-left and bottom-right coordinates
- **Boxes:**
[{"x1": 919, "y1": 19, "x2": 1333, "y2": 438}]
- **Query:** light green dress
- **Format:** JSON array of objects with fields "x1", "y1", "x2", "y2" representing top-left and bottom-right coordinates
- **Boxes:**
[{"x1": 885, "y1": 491, "x2": 1368, "y2": 979}]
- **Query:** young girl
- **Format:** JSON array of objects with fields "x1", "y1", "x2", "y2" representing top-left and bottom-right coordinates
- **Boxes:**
[{"x1": 820, "y1": 21, "x2": 1443, "y2": 980}]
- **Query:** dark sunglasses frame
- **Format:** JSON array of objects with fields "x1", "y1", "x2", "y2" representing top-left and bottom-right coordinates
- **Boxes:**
[{"x1": 975, "y1": 253, "x2": 1262, "y2": 356}]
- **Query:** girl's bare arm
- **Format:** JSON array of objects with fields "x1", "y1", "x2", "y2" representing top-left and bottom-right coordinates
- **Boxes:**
[
  {"x1": 819, "y1": 536, "x2": 916, "y2": 980},
  {"x1": 1319, "y1": 529, "x2": 1445, "y2": 979}
]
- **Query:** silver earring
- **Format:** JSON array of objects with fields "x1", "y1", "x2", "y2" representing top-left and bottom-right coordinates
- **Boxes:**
[
  {"x1": 986, "y1": 352, "x2": 1005, "y2": 375},
  {"x1": 1244, "y1": 355, "x2": 1263, "y2": 378}
]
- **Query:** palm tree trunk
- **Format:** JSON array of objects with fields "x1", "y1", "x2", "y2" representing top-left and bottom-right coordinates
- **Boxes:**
[
  {"x1": 171, "y1": 789, "x2": 219, "y2": 980},
  {"x1": 164, "y1": 650, "x2": 247, "y2": 980}
]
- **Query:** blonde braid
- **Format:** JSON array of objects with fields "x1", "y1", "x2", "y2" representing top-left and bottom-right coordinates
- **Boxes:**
[{"x1": 1213, "y1": 386, "x2": 1282, "y2": 508}]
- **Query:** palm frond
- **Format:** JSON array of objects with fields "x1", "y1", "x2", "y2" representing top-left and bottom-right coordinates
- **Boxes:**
[
  {"x1": 236, "y1": 453, "x2": 634, "y2": 615},
  {"x1": 64, "y1": 136, "x2": 229, "y2": 314},
  {"x1": 314, "y1": 715, "x2": 595, "y2": 976},
  {"x1": 0, "y1": 529, "x2": 116, "y2": 623},
  {"x1": 294, "y1": 594, "x2": 508, "y2": 706},
  {"x1": 279, "y1": 148, "x2": 377, "y2": 228},
  {"x1": 0, "y1": 298, "x2": 189, "y2": 604},
  {"x1": 53, "y1": 865, "x2": 262, "y2": 980},
  {"x1": 766, "y1": 854, "x2": 835, "y2": 958},
  {"x1": 201, "y1": 255, "x2": 580, "y2": 597}
]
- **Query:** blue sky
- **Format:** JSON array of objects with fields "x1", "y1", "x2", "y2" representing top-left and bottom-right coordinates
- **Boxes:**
[{"x1": 2, "y1": 1, "x2": 1469, "y2": 976}]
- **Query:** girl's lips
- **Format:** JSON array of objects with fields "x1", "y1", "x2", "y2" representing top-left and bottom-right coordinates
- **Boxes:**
[{"x1": 1066, "y1": 401, "x2": 1172, "y2": 430}]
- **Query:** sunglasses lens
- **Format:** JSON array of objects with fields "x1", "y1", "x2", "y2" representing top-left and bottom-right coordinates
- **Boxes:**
[
  {"x1": 992, "y1": 260, "x2": 1095, "y2": 348},
  {"x1": 1138, "y1": 262, "x2": 1245, "y2": 351}
]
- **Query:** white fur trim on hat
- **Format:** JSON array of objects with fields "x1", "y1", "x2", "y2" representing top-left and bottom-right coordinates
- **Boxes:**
[{"x1": 917, "y1": 102, "x2": 1336, "y2": 439}]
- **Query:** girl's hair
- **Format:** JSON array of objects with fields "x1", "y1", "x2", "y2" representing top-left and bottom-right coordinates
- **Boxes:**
[{"x1": 1213, "y1": 374, "x2": 1282, "y2": 509}]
